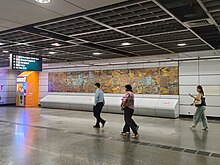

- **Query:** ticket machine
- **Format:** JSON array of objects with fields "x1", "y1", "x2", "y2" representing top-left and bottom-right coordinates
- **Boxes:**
[{"x1": 16, "y1": 71, "x2": 39, "y2": 107}]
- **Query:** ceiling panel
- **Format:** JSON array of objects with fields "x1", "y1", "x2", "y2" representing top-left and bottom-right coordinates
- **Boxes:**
[
  {"x1": 97, "y1": 38, "x2": 145, "y2": 48},
  {"x1": 0, "y1": 0, "x2": 61, "y2": 26},
  {"x1": 65, "y1": 0, "x2": 126, "y2": 10},
  {"x1": 22, "y1": 0, "x2": 83, "y2": 16},
  {"x1": 76, "y1": 30, "x2": 129, "y2": 42},
  {"x1": 140, "y1": 30, "x2": 197, "y2": 43},
  {"x1": 88, "y1": 1, "x2": 170, "y2": 28},
  {"x1": 119, "y1": 19, "x2": 186, "y2": 36},
  {"x1": 38, "y1": 17, "x2": 108, "y2": 36},
  {"x1": 0, "y1": 30, "x2": 48, "y2": 43}
]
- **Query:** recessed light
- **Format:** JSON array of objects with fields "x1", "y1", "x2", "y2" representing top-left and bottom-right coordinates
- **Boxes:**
[
  {"x1": 121, "y1": 42, "x2": 132, "y2": 46},
  {"x1": 0, "y1": 42, "x2": 4, "y2": 46},
  {"x1": 93, "y1": 52, "x2": 102, "y2": 55},
  {"x1": 49, "y1": 51, "x2": 56, "y2": 55},
  {"x1": 3, "y1": 50, "x2": 9, "y2": 53},
  {"x1": 35, "y1": 0, "x2": 51, "y2": 3},
  {"x1": 51, "y1": 43, "x2": 61, "y2": 46},
  {"x1": 177, "y1": 43, "x2": 187, "y2": 46}
]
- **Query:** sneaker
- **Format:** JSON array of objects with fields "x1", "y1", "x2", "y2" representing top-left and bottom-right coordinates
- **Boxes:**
[
  {"x1": 190, "y1": 125, "x2": 195, "y2": 128},
  {"x1": 132, "y1": 134, "x2": 139, "y2": 139},
  {"x1": 120, "y1": 132, "x2": 126, "y2": 136},
  {"x1": 93, "y1": 125, "x2": 100, "y2": 128},
  {"x1": 202, "y1": 127, "x2": 208, "y2": 131}
]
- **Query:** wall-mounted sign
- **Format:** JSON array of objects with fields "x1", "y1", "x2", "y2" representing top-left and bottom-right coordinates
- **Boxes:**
[{"x1": 10, "y1": 54, "x2": 42, "y2": 71}]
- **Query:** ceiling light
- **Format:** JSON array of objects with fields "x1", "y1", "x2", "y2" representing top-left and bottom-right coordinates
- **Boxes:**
[
  {"x1": 49, "y1": 52, "x2": 56, "y2": 55},
  {"x1": 93, "y1": 63, "x2": 110, "y2": 66},
  {"x1": 3, "y1": 50, "x2": 9, "y2": 53},
  {"x1": 121, "y1": 42, "x2": 132, "y2": 46},
  {"x1": 93, "y1": 52, "x2": 102, "y2": 55},
  {"x1": 51, "y1": 43, "x2": 61, "y2": 46},
  {"x1": 177, "y1": 43, "x2": 187, "y2": 46},
  {"x1": 35, "y1": 0, "x2": 51, "y2": 3},
  {"x1": 0, "y1": 42, "x2": 4, "y2": 46}
]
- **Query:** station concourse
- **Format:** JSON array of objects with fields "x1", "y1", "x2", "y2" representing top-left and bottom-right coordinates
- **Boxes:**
[{"x1": 0, "y1": 0, "x2": 220, "y2": 165}]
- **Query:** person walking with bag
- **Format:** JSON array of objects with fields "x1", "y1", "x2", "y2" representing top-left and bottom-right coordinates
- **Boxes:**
[
  {"x1": 120, "y1": 84, "x2": 139, "y2": 138},
  {"x1": 189, "y1": 85, "x2": 208, "y2": 131},
  {"x1": 93, "y1": 83, "x2": 106, "y2": 128}
]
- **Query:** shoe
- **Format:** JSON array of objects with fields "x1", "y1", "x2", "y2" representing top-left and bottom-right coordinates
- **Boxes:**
[
  {"x1": 132, "y1": 134, "x2": 139, "y2": 139},
  {"x1": 190, "y1": 125, "x2": 195, "y2": 128},
  {"x1": 202, "y1": 127, "x2": 208, "y2": 131},
  {"x1": 101, "y1": 120, "x2": 106, "y2": 128},
  {"x1": 120, "y1": 132, "x2": 126, "y2": 136},
  {"x1": 135, "y1": 126, "x2": 139, "y2": 132},
  {"x1": 93, "y1": 125, "x2": 100, "y2": 128}
]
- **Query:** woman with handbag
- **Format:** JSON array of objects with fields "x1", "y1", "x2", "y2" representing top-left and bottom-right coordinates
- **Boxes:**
[
  {"x1": 120, "y1": 84, "x2": 139, "y2": 139},
  {"x1": 189, "y1": 85, "x2": 208, "y2": 131}
]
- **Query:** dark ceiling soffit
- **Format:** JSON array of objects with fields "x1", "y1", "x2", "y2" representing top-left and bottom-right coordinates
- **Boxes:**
[
  {"x1": 21, "y1": 26, "x2": 74, "y2": 41},
  {"x1": 33, "y1": 0, "x2": 147, "y2": 26},
  {"x1": 0, "y1": 0, "x2": 147, "y2": 36},
  {"x1": 82, "y1": 42, "x2": 138, "y2": 57}
]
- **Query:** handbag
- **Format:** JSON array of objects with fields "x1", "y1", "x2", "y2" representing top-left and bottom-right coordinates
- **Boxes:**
[{"x1": 195, "y1": 97, "x2": 206, "y2": 107}]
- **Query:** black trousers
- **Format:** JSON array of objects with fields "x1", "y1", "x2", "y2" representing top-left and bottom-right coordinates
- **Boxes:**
[
  {"x1": 122, "y1": 107, "x2": 138, "y2": 135},
  {"x1": 93, "y1": 102, "x2": 105, "y2": 126}
]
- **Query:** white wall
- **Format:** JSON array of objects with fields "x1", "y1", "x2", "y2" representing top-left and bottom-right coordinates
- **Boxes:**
[
  {"x1": 39, "y1": 71, "x2": 48, "y2": 103},
  {"x1": 179, "y1": 59, "x2": 220, "y2": 117},
  {"x1": 0, "y1": 69, "x2": 19, "y2": 105}
]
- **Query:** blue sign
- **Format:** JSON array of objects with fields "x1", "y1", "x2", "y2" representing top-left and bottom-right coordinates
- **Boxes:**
[{"x1": 11, "y1": 54, "x2": 42, "y2": 71}]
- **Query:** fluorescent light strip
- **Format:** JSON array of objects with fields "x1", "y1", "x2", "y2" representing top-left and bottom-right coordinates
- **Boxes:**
[
  {"x1": 93, "y1": 63, "x2": 110, "y2": 66},
  {"x1": 110, "y1": 62, "x2": 128, "y2": 65}
]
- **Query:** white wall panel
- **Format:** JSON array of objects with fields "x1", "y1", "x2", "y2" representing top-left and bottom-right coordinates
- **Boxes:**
[
  {"x1": 200, "y1": 75, "x2": 220, "y2": 85},
  {"x1": 204, "y1": 96, "x2": 220, "y2": 106},
  {"x1": 179, "y1": 76, "x2": 199, "y2": 85},
  {"x1": 179, "y1": 60, "x2": 198, "y2": 75},
  {"x1": 179, "y1": 86, "x2": 197, "y2": 95},
  {"x1": 205, "y1": 107, "x2": 220, "y2": 117},
  {"x1": 180, "y1": 95, "x2": 193, "y2": 105},
  {"x1": 179, "y1": 105, "x2": 195, "y2": 115},
  {"x1": 199, "y1": 59, "x2": 220, "y2": 75}
]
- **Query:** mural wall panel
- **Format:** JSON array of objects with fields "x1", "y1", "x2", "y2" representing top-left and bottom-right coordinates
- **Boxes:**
[{"x1": 48, "y1": 66, "x2": 179, "y2": 95}]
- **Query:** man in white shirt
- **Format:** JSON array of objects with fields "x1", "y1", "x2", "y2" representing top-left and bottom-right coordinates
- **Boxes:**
[{"x1": 93, "y1": 83, "x2": 106, "y2": 128}]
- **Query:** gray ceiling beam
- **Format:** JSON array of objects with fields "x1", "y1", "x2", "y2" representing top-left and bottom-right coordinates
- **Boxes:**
[
  {"x1": 152, "y1": 0, "x2": 215, "y2": 50},
  {"x1": 197, "y1": 0, "x2": 220, "y2": 31},
  {"x1": 83, "y1": 16, "x2": 175, "y2": 53}
]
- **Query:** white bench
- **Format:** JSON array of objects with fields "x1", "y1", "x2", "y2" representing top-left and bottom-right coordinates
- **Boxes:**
[{"x1": 40, "y1": 93, "x2": 179, "y2": 118}]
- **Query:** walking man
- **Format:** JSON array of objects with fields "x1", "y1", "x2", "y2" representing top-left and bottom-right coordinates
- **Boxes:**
[{"x1": 93, "y1": 83, "x2": 106, "y2": 128}]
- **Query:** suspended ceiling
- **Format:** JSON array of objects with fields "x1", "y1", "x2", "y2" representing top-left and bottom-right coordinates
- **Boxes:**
[{"x1": 0, "y1": 0, "x2": 220, "y2": 67}]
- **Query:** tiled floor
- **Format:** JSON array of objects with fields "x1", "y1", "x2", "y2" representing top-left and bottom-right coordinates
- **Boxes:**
[{"x1": 0, "y1": 106, "x2": 220, "y2": 165}]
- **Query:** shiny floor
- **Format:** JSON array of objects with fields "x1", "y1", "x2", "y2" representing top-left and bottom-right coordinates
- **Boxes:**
[{"x1": 0, "y1": 107, "x2": 220, "y2": 165}]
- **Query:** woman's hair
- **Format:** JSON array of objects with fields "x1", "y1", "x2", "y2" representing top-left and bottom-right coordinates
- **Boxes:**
[
  {"x1": 125, "y1": 84, "x2": 133, "y2": 92},
  {"x1": 95, "y1": 83, "x2": 100, "y2": 88},
  {"x1": 197, "y1": 85, "x2": 204, "y2": 95}
]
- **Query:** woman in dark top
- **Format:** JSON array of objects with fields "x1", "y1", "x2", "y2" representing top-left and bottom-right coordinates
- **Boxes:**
[
  {"x1": 189, "y1": 85, "x2": 208, "y2": 131},
  {"x1": 120, "y1": 84, "x2": 139, "y2": 138}
]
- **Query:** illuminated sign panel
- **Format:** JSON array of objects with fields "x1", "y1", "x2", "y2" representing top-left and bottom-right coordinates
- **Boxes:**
[{"x1": 11, "y1": 54, "x2": 42, "y2": 71}]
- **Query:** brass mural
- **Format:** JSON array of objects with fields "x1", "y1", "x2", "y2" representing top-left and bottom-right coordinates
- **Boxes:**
[{"x1": 48, "y1": 66, "x2": 179, "y2": 95}]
